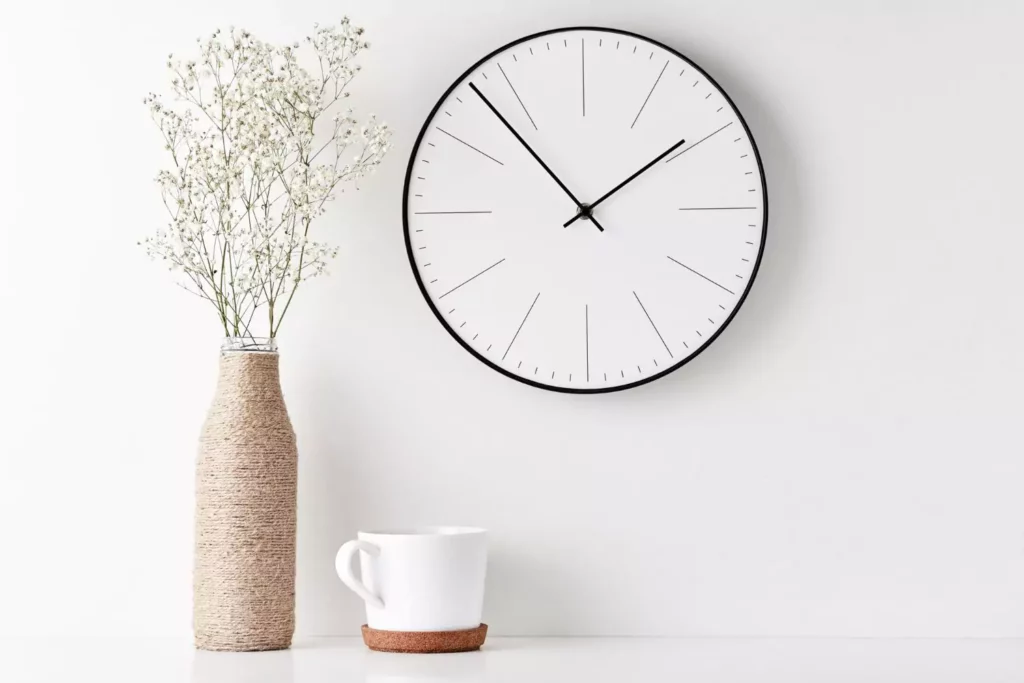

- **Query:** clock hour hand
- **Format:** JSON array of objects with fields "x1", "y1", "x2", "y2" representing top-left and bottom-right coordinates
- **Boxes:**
[
  {"x1": 469, "y1": 82, "x2": 605, "y2": 232},
  {"x1": 562, "y1": 135, "x2": 686, "y2": 228}
]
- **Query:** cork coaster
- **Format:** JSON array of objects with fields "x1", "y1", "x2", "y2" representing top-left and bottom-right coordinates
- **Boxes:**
[{"x1": 361, "y1": 624, "x2": 488, "y2": 653}]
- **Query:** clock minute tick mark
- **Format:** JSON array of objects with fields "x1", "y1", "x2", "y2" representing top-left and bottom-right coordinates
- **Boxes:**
[
  {"x1": 473, "y1": 334, "x2": 478, "y2": 340},
  {"x1": 631, "y1": 60, "x2": 669, "y2": 129},
  {"x1": 460, "y1": 322, "x2": 467, "y2": 328},
  {"x1": 502, "y1": 292, "x2": 540, "y2": 361},
  {"x1": 666, "y1": 256, "x2": 736, "y2": 295},
  {"x1": 487, "y1": 344, "x2": 492, "y2": 351},
  {"x1": 435, "y1": 126, "x2": 505, "y2": 165},
  {"x1": 438, "y1": 258, "x2": 506, "y2": 300},
  {"x1": 717, "y1": 107, "x2": 724, "y2": 112},
  {"x1": 444, "y1": 111, "x2": 452, "y2": 117},
  {"x1": 429, "y1": 279, "x2": 437, "y2": 284},
  {"x1": 634, "y1": 291, "x2": 673, "y2": 358}
]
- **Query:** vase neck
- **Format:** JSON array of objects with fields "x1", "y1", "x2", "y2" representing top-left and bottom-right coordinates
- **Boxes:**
[{"x1": 221, "y1": 336, "x2": 277, "y2": 353}]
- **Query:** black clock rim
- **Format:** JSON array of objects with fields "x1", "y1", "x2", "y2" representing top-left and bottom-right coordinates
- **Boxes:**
[{"x1": 402, "y1": 26, "x2": 768, "y2": 394}]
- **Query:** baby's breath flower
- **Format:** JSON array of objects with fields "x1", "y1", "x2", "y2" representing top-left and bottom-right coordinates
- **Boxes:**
[{"x1": 144, "y1": 19, "x2": 392, "y2": 339}]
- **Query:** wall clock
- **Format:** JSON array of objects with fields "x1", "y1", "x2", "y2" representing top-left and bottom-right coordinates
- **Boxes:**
[{"x1": 403, "y1": 27, "x2": 767, "y2": 393}]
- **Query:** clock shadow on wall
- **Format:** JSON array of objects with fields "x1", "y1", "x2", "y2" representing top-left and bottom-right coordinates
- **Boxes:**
[{"x1": 403, "y1": 26, "x2": 802, "y2": 395}]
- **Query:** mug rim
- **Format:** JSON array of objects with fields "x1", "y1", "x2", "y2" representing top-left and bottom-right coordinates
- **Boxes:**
[{"x1": 359, "y1": 526, "x2": 486, "y2": 537}]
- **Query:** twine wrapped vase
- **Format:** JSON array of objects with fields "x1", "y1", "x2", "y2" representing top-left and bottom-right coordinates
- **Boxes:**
[{"x1": 194, "y1": 337, "x2": 297, "y2": 651}]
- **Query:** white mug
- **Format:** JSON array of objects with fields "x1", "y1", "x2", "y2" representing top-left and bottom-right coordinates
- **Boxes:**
[{"x1": 336, "y1": 527, "x2": 488, "y2": 632}]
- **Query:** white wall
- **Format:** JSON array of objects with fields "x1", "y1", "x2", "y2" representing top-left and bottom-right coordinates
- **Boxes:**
[{"x1": 2, "y1": 0, "x2": 1023, "y2": 639}]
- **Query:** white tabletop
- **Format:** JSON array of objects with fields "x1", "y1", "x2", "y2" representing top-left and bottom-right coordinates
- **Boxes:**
[{"x1": 6, "y1": 636, "x2": 1024, "y2": 682}]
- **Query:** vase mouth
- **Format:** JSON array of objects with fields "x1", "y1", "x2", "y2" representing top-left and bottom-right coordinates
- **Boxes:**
[{"x1": 221, "y1": 336, "x2": 277, "y2": 353}]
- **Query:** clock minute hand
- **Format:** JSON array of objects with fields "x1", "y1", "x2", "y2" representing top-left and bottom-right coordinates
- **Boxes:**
[
  {"x1": 469, "y1": 82, "x2": 605, "y2": 233},
  {"x1": 561, "y1": 135, "x2": 686, "y2": 228}
]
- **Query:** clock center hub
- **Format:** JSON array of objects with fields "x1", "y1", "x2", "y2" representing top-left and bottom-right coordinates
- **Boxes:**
[{"x1": 576, "y1": 203, "x2": 594, "y2": 221}]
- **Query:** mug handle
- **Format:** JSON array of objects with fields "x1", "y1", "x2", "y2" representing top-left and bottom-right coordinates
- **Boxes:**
[{"x1": 335, "y1": 540, "x2": 385, "y2": 609}]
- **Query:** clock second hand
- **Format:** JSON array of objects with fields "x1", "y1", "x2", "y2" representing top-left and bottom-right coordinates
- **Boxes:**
[
  {"x1": 468, "y1": 82, "x2": 605, "y2": 232},
  {"x1": 562, "y1": 135, "x2": 687, "y2": 228}
]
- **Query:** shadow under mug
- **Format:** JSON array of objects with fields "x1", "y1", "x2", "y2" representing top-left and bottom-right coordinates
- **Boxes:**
[{"x1": 335, "y1": 527, "x2": 488, "y2": 631}]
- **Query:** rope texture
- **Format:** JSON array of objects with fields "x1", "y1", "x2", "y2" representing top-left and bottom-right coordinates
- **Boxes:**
[{"x1": 194, "y1": 351, "x2": 297, "y2": 651}]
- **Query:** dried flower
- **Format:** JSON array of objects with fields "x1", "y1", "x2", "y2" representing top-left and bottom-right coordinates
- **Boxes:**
[{"x1": 142, "y1": 20, "x2": 392, "y2": 338}]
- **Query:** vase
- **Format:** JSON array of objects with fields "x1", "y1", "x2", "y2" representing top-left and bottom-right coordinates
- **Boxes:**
[{"x1": 193, "y1": 337, "x2": 297, "y2": 651}]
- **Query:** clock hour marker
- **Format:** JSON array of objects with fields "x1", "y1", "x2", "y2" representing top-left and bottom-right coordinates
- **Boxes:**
[
  {"x1": 581, "y1": 39, "x2": 586, "y2": 117},
  {"x1": 633, "y1": 291, "x2": 673, "y2": 358},
  {"x1": 666, "y1": 256, "x2": 736, "y2": 295},
  {"x1": 414, "y1": 210, "x2": 493, "y2": 215},
  {"x1": 585, "y1": 304, "x2": 590, "y2": 382},
  {"x1": 664, "y1": 122, "x2": 733, "y2": 163},
  {"x1": 677, "y1": 206, "x2": 756, "y2": 211},
  {"x1": 438, "y1": 258, "x2": 506, "y2": 299},
  {"x1": 630, "y1": 60, "x2": 668, "y2": 129},
  {"x1": 435, "y1": 127, "x2": 505, "y2": 165},
  {"x1": 497, "y1": 63, "x2": 537, "y2": 130},
  {"x1": 502, "y1": 292, "x2": 540, "y2": 361}
]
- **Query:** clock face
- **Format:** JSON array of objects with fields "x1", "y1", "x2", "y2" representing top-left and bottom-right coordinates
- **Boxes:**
[{"x1": 403, "y1": 27, "x2": 767, "y2": 393}]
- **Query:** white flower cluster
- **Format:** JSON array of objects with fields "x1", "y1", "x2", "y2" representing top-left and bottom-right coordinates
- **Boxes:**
[{"x1": 142, "y1": 19, "x2": 392, "y2": 339}]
